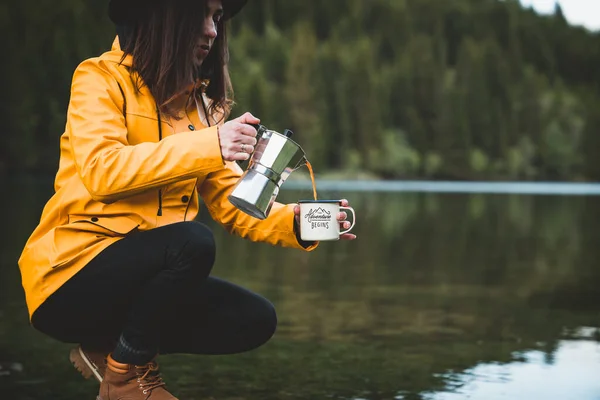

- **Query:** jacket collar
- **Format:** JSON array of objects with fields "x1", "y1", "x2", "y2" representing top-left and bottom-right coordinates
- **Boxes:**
[
  {"x1": 99, "y1": 36, "x2": 134, "y2": 67},
  {"x1": 101, "y1": 37, "x2": 209, "y2": 90},
  {"x1": 100, "y1": 36, "x2": 212, "y2": 105}
]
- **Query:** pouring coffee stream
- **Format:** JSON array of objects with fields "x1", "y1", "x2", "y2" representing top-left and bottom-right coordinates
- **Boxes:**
[
  {"x1": 249, "y1": 124, "x2": 318, "y2": 201},
  {"x1": 228, "y1": 123, "x2": 318, "y2": 219}
]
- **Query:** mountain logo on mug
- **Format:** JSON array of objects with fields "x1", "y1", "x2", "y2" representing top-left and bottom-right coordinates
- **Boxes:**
[{"x1": 305, "y1": 208, "x2": 332, "y2": 229}]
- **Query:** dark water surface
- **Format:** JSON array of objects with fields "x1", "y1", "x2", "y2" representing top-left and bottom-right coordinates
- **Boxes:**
[{"x1": 1, "y1": 179, "x2": 599, "y2": 400}]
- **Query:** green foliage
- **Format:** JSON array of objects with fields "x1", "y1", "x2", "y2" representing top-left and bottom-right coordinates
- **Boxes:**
[
  {"x1": 368, "y1": 129, "x2": 421, "y2": 178},
  {"x1": 2, "y1": 0, "x2": 600, "y2": 181},
  {"x1": 470, "y1": 148, "x2": 489, "y2": 174}
]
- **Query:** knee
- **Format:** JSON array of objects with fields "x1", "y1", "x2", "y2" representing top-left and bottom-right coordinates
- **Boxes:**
[
  {"x1": 259, "y1": 299, "x2": 278, "y2": 338},
  {"x1": 167, "y1": 222, "x2": 216, "y2": 275},
  {"x1": 245, "y1": 298, "x2": 278, "y2": 350}
]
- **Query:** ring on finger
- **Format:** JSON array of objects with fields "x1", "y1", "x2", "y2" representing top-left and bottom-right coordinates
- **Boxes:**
[{"x1": 241, "y1": 144, "x2": 246, "y2": 153}]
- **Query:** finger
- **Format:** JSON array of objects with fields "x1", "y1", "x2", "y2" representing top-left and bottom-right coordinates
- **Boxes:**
[
  {"x1": 293, "y1": 205, "x2": 301, "y2": 225},
  {"x1": 240, "y1": 135, "x2": 258, "y2": 146},
  {"x1": 239, "y1": 143, "x2": 255, "y2": 154},
  {"x1": 337, "y1": 212, "x2": 348, "y2": 221},
  {"x1": 340, "y1": 221, "x2": 351, "y2": 230},
  {"x1": 340, "y1": 233, "x2": 357, "y2": 240},
  {"x1": 228, "y1": 151, "x2": 250, "y2": 162},
  {"x1": 235, "y1": 112, "x2": 260, "y2": 126},
  {"x1": 340, "y1": 199, "x2": 349, "y2": 207},
  {"x1": 239, "y1": 124, "x2": 259, "y2": 137}
]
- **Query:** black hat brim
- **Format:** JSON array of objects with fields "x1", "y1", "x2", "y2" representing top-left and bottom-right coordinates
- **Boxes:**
[{"x1": 108, "y1": 0, "x2": 248, "y2": 25}]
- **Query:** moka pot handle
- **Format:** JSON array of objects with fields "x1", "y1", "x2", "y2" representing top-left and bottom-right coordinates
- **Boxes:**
[{"x1": 249, "y1": 124, "x2": 294, "y2": 138}]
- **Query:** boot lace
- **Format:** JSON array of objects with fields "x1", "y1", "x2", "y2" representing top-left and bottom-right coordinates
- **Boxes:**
[{"x1": 134, "y1": 361, "x2": 166, "y2": 395}]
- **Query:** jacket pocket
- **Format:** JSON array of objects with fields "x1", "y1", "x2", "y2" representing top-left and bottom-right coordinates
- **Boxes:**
[
  {"x1": 67, "y1": 214, "x2": 141, "y2": 236},
  {"x1": 45, "y1": 215, "x2": 141, "y2": 269}
]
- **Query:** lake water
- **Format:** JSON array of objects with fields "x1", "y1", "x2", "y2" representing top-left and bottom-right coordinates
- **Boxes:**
[{"x1": 1, "y1": 179, "x2": 599, "y2": 400}]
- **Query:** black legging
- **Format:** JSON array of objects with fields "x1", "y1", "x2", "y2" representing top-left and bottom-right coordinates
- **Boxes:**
[{"x1": 31, "y1": 221, "x2": 277, "y2": 359}]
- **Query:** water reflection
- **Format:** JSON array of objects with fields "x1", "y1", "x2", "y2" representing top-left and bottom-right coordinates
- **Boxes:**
[
  {"x1": 1, "y1": 179, "x2": 599, "y2": 399},
  {"x1": 430, "y1": 339, "x2": 600, "y2": 400}
]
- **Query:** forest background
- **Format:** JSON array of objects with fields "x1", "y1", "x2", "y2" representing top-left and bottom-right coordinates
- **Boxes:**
[{"x1": 2, "y1": 0, "x2": 599, "y2": 181}]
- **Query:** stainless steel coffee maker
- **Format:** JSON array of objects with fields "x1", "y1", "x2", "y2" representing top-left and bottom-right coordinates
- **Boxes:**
[{"x1": 228, "y1": 124, "x2": 307, "y2": 220}]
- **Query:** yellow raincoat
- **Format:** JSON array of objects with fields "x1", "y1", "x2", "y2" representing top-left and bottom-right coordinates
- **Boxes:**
[{"x1": 18, "y1": 38, "x2": 317, "y2": 319}]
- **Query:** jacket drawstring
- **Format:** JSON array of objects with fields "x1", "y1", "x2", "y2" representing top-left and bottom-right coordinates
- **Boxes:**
[
  {"x1": 198, "y1": 85, "x2": 211, "y2": 128},
  {"x1": 156, "y1": 104, "x2": 163, "y2": 217}
]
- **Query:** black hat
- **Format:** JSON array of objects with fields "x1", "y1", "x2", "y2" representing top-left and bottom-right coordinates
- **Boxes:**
[{"x1": 108, "y1": 0, "x2": 248, "y2": 25}]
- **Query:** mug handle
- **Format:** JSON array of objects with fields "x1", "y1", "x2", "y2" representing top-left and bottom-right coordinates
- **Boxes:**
[{"x1": 339, "y1": 206, "x2": 356, "y2": 235}]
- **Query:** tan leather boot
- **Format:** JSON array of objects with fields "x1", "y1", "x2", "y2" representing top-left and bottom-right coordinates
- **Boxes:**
[
  {"x1": 69, "y1": 345, "x2": 107, "y2": 382},
  {"x1": 97, "y1": 354, "x2": 178, "y2": 400}
]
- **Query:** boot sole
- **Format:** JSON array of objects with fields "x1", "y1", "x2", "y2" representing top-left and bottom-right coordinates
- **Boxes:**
[{"x1": 69, "y1": 347, "x2": 104, "y2": 383}]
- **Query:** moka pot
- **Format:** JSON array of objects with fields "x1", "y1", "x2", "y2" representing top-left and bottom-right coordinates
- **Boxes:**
[{"x1": 228, "y1": 124, "x2": 307, "y2": 220}]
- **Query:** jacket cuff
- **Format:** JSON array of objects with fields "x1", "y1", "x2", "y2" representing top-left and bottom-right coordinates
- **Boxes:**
[{"x1": 182, "y1": 125, "x2": 225, "y2": 172}]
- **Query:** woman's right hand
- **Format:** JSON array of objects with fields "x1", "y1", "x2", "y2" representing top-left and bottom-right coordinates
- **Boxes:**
[{"x1": 218, "y1": 112, "x2": 261, "y2": 162}]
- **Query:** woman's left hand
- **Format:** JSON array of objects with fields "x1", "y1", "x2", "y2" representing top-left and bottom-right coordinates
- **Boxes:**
[{"x1": 293, "y1": 198, "x2": 357, "y2": 241}]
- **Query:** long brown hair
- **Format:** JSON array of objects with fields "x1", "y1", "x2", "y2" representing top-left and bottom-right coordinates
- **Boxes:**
[{"x1": 119, "y1": 0, "x2": 233, "y2": 121}]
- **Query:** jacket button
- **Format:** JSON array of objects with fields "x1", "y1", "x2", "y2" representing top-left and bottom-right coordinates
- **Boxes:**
[
  {"x1": 91, "y1": 217, "x2": 99, "y2": 222},
  {"x1": 181, "y1": 196, "x2": 190, "y2": 203}
]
